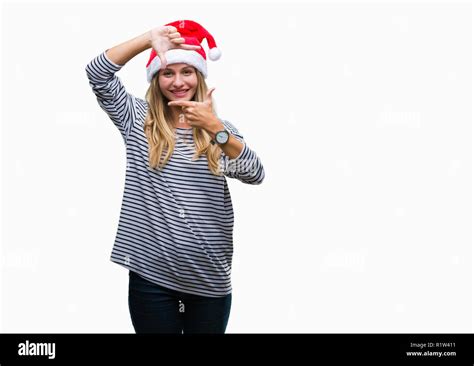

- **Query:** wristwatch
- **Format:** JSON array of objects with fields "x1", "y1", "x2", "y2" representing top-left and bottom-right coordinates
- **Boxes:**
[{"x1": 211, "y1": 129, "x2": 230, "y2": 145}]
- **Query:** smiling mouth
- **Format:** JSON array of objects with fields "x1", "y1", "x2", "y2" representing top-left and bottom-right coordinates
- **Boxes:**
[{"x1": 171, "y1": 89, "x2": 189, "y2": 95}]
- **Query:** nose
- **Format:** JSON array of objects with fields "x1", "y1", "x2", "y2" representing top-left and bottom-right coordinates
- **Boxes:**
[{"x1": 172, "y1": 74, "x2": 185, "y2": 88}]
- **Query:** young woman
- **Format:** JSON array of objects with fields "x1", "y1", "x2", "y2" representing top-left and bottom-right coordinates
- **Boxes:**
[{"x1": 85, "y1": 20, "x2": 265, "y2": 334}]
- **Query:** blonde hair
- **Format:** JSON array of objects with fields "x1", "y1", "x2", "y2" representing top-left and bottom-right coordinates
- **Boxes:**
[{"x1": 143, "y1": 68, "x2": 223, "y2": 176}]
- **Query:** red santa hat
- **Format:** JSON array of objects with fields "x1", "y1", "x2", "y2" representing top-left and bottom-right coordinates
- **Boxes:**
[{"x1": 146, "y1": 20, "x2": 221, "y2": 83}]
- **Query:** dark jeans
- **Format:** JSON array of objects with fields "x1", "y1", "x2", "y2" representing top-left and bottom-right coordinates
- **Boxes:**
[{"x1": 128, "y1": 270, "x2": 232, "y2": 334}]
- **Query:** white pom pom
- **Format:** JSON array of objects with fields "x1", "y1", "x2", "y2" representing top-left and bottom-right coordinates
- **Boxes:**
[{"x1": 208, "y1": 47, "x2": 221, "y2": 61}]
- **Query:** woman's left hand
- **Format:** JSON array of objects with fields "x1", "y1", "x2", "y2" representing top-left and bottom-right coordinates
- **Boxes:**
[{"x1": 168, "y1": 88, "x2": 220, "y2": 132}]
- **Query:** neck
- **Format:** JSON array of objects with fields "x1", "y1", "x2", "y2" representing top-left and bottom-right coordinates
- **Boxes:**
[{"x1": 169, "y1": 106, "x2": 192, "y2": 129}]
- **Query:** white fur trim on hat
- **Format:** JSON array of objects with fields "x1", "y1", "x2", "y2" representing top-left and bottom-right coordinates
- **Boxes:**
[{"x1": 146, "y1": 49, "x2": 208, "y2": 83}]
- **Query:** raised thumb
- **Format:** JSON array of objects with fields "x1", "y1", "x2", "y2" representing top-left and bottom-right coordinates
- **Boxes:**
[
  {"x1": 206, "y1": 87, "x2": 216, "y2": 102},
  {"x1": 157, "y1": 52, "x2": 167, "y2": 70}
]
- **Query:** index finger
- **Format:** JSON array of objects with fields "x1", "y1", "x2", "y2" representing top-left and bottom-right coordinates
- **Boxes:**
[
  {"x1": 171, "y1": 38, "x2": 202, "y2": 51},
  {"x1": 180, "y1": 44, "x2": 202, "y2": 51},
  {"x1": 168, "y1": 101, "x2": 195, "y2": 107},
  {"x1": 166, "y1": 25, "x2": 177, "y2": 33}
]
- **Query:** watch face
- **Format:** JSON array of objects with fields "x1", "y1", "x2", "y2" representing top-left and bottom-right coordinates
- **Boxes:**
[{"x1": 216, "y1": 131, "x2": 229, "y2": 144}]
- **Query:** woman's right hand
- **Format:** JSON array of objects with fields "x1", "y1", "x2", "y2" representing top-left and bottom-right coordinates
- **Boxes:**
[{"x1": 149, "y1": 25, "x2": 201, "y2": 69}]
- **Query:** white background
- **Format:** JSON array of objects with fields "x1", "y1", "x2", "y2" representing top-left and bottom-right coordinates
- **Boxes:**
[{"x1": 1, "y1": 0, "x2": 472, "y2": 333}]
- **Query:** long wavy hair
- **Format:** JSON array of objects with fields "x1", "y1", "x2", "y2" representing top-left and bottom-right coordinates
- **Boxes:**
[{"x1": 143, "y1": 68, "x2": 223, "y2": 176}]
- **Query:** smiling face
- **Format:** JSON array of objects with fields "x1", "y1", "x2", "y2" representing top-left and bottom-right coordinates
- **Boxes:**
[{"x1": 158, "y1": 63, "x2": 198, "y2": 102}]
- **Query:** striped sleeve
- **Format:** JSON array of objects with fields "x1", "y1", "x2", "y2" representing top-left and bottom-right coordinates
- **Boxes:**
[
  {"x1": 85, "y1": 50, "x2": 143, "y2": 143},
  {"x1": 220, "y1": 119, "x2": 265, "y2": 185}
]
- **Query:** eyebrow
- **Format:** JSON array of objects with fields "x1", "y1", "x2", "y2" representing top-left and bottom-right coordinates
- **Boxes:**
[{"x1": 163, "y1": 67, "x2": 193, "y2": 72}]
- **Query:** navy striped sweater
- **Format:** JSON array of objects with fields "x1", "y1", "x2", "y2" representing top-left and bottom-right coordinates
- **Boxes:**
[{"x1": 85, "y1": 50, "x2": 265, "y2": 297}]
